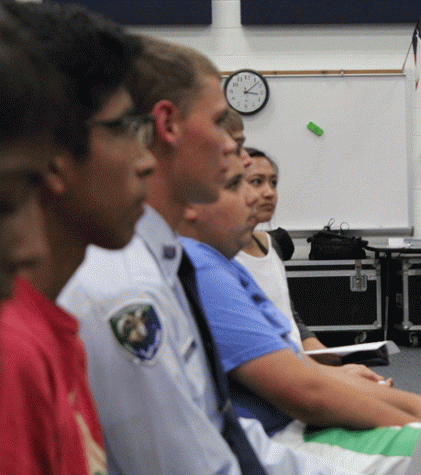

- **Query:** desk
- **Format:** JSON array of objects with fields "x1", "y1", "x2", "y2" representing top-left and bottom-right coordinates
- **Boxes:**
[
  {"x1": 366, "y1": 245, "x2": 421, "y2": 259},
  {"x1": 366, "y1": 246, "x2": 421, "y2": 342}
]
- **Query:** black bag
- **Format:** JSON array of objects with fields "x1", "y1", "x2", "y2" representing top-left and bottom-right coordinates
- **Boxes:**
[
  {"x1": 307, "y1": 220, "x2": 368, "y2": 260},
  {"x1": 267, "y1": 227, "x2": 295, "y2": 261}
]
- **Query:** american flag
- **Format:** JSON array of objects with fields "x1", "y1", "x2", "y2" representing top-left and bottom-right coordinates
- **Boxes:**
[{"x1": 413, "y1": 18, "x2": 421, "y2": 88}]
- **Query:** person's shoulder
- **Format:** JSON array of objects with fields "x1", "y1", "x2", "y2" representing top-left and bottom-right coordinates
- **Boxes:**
[
  {"x1": 60, "y1": 236, "x2": 159, "y2": 302},
  {"x1": 0, "y1": 281, "x2": 50, "y2": 341},
  {"x1": 182, "y1": 238, "x2": 242, "y2": 287},
  {"x1": 0, "y1": 299, "x2": 56, "y2": 388},
  {"x1": 1, "y1": 298, "x2": 34, "y2": 346},
  {"x1": 181, "y1": 237, "x2": 227, "y2": 270},
  {"x1": 180, "y1": 237, "x2": 205, "y2": 257},
  {"x1": 81, "y1": 236, "x2": 156, "y2": 280},
  {"x1": 58, "y1": 237, "x2": 176, "y2": 333},
  {"x1": 0, "y1": 308, "x2": 57, "y2": 471}
]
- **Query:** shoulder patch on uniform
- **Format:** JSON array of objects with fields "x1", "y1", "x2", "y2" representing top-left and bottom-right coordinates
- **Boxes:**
[{"x1": 108, "y1": 301, "x2": 163, "y2": 364}]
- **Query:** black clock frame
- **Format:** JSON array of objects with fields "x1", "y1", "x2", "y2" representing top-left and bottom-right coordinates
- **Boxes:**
[{"x1": 224, "y1": 69, "x2": 270, "y2": 116}]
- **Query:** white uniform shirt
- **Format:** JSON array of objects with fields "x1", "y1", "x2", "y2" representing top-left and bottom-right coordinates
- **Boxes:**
[{"x1": 58, "y1": 205, "x2": 242, "y2": 475}]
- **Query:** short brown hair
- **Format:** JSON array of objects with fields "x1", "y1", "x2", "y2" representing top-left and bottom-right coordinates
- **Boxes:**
[{"x1": 131, "y1": 35, "x2": 221, "y2": 116}]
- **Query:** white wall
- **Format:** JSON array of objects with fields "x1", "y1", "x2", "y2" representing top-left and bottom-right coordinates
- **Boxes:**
[{"x1": 128, "y1": 0, "x2": 421, "y2": 257}]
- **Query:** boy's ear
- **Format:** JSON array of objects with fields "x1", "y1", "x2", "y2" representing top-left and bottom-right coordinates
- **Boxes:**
[
  {"x1": 152, "y1": 99, "x2": 182, "y2": 146},
  {"x1": 183, "y1": 205, "x2": 198, "y2": 223},
  {"x1": 43, "y1": 154, "x2": 71, "y2": 195}
]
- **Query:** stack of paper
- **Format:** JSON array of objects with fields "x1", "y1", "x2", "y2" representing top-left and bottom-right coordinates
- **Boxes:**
[{"x1": 305, "y1": 341, "x2": 399, "y2": 366}]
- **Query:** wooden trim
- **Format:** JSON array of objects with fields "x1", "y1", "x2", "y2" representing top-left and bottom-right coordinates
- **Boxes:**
[{"x1": 221, "y1": 69, "x2": 403, "y2": 77}]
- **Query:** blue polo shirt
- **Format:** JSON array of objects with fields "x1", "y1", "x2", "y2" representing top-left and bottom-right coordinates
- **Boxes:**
[{"x1": 182, "y1": 237, "x2": 299, "y2": 434}]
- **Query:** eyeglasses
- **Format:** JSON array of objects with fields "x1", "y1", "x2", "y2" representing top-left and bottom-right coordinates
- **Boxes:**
[{"x1": 86, "y1": 113, "x2": 155, "y2": 148}]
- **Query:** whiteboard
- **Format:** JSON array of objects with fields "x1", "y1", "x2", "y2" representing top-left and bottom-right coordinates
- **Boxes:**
[{"x1": 240, "y1": 73, "x2": 413, "y2": 235}]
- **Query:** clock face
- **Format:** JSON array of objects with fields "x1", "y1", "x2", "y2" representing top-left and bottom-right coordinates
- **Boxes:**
[{"x1": 224, "y1": 69, "x2": 269, "y2": 115}]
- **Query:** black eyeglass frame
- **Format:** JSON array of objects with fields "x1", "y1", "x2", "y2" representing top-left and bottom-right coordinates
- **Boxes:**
[{"x1": 86, "y1": 113, "x2": 155, "y2": 146}]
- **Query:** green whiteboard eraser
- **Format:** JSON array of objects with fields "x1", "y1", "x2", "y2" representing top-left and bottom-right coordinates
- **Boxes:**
[{"x1": 307, "y1": 122, "x2": 323, "y2": 136}]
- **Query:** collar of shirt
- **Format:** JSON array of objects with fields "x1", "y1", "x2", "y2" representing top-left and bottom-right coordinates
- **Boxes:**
[
  {"x1": 181, "y1": 237, "x2": 232, "y2": 272},
  {"x1": 135, "y1": 205, "x2": 182, "y2": 286}
]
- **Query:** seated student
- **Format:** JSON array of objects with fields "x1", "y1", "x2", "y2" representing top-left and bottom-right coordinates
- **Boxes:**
[
  {"x1": 58, "y1": 36, "x2": 266, "y2": 475},
  {"x1": 179, "y1": 152, "x2": 421, "y2": 474},
  {"x1": 0, "y1": 2, "x2": 155, "y2": 474},
  {"x1": 227, "y1": 118, "x2": 335, "y2": 349},
  {"x1": 235, "y1": 147, "x2": 393, "y2": 384},
  {"x1": 0, "y1": 8, "x2": 61, "y2": 304},
  {"x1": 219, "y1": 110, "x2": 335, "y2": 358},
  {"x1": 236, "y1": 147, "x2": 313, "y2": 350}
]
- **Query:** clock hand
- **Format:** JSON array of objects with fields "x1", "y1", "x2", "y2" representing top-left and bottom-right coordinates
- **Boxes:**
[
  {"x1": 245, "y1": 92, "x2": 258, "y2": 95},
  {"x1": 244, "y1": 82, "x2": 259, "y2": 93}
]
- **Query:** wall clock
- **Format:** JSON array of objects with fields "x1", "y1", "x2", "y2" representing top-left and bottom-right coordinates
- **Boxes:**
[{"x1": 224, "y1": 69, "x2": 269, "y2": 115}]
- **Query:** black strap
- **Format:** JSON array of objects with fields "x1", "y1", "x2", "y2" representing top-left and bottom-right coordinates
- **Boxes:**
[
  {"x1": 253, "y1": 230, "x2": 294, "y2": 261},
  {"x1": 252, "y1": 234, "x2": 269, "y2": 255},
  {"x1": 177, "y1": 250, "x2": 267, "y2": 475}
]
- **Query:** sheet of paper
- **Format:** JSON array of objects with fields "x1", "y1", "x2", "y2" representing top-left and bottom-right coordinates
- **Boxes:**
[{"x1": 304, "y1": 340, "x2": 399, "y2": 357}]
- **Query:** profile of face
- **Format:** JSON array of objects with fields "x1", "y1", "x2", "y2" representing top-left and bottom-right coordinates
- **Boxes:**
[
  {"x1": 0, "y1": 142, "x2": 51, "y2": 302},
  {"x1": 191, "y1": 153, "x2": 259, "y2": 259},
  {"x1": 245, "y1": 156, "x2": 278, "y2": 224},
  {"x1": 172, "y1": 76, "x2": 237, "y2": 205},
  {"x1": 61, "y1": 86, "x2": 156, "y2": 250},
  {"x1": 230, "y1": 128, "x2": 252, "y2": 165}
]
